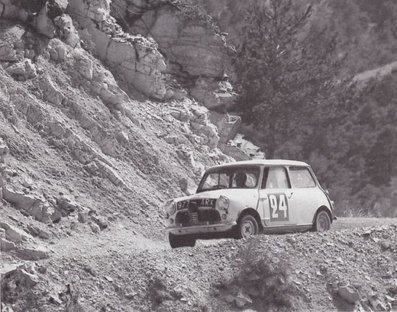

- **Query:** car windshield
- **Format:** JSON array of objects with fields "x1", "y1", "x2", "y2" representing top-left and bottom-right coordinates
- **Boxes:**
[{"x1": 197, "y1": 166, "x2": 260, "y2": 192}]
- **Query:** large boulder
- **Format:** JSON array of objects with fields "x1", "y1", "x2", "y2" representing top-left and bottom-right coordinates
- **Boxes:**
[
  {"x1": 5, "y1": 59, "x2": 37, "y2": 81},
  {"x1": 2, "y1": 186, "x2": 54, "y2": 223},
  {"x1": 0, "y1": 222, "x2": 33, "y2": 244},
  {"x1": 15, "y1": 245, "x2": 50, "y2": 260},
  {"x1": 338, "y1": 285, "x2": 360, "y2": 304}
]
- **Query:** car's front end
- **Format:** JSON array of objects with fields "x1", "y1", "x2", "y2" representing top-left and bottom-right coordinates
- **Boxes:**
[
  {"x1": 165, "y1": 193, "x2": 237, "y2": 236},
  {"x1": 165, "y1": 164, "x2": 262, "y2": 247}
]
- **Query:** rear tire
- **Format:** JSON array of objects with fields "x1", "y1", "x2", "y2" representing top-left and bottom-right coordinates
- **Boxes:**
[
  {"x1": 314, "y1": 210, "x2": 331, "y2": 232},
  {"x1": 169, "y1": 233, "x2": 196, "y2": 249},
  {"x1": 235, "y1": 214, "x2": 259, "y2": 239}
]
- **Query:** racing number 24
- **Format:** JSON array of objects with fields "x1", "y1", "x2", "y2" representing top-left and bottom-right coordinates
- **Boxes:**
[{"x1": 269, "y1": 194, "x2": 289, "y2": 221}]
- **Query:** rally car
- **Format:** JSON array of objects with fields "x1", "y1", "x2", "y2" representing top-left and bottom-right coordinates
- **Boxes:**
[{"x1": 165, "y1": 159, "x2": 335, "y2": 248}]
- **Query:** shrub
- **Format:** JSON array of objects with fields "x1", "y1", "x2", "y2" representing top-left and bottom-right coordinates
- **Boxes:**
[{"x1": 219, "y1": 239, "x2": 303, "y2": 311}]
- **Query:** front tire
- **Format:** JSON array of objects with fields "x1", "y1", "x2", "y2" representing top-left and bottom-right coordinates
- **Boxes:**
[
  {"x1": 314, "y1": 210, "x2": 331, "y2": 232},
  {"x1": 235, "y1": 214, "x2": 259, "y2": 239},
  {"x1": 169, "y1": 233, "x2": 196, "y2": 249}
]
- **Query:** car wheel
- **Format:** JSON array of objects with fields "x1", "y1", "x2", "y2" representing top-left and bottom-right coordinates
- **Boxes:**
[
  {"x1": 314, "y1": 210, "x2": 331, "y2": 232},
  {"x1": 235, "y1": 214, "x2": 259, "y2": 239},
  {"x1": 169, "y1": 233, "x2": 196, "y2": 249}
]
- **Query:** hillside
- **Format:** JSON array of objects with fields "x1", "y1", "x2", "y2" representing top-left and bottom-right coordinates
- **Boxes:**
[
  {"x1": 199, "y1": 0, "x2": 397, "y2": 75},
  {"x1": 0, "y1": 0, "x2": 397, "y2": 311}
]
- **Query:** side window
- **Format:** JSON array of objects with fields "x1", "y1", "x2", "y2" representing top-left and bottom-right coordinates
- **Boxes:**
[
  {"x1": 232, "y1": 170, "x2": 258, "y2": 188},
  {"x1": 289, "y1": 167, "x2": 316, "y2": 188},
  {"x1": 262, "y1": 167, "x2": 290, "y2": 189}
]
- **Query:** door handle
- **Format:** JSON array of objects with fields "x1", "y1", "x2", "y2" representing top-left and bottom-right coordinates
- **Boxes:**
[{"x1": 287, "y1": 192, "x2": 293, "y2": 199}]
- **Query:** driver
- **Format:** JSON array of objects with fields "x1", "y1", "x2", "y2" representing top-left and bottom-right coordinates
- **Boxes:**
[{"x1": 235, "y1": 172, "x2": 247, "y2": 188}]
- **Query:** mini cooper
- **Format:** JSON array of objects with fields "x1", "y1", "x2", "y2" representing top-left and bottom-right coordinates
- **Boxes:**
[{"x1": 165, "y1": 159, "x2": 335, "y2": 248}]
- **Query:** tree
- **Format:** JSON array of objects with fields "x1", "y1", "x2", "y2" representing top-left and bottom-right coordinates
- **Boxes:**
[
  {"x1": 366, "y1": 127, "x2": 396, "y2": 186},
  {"x1": 233, "y1": 0, "x2": 338, "y2": 158}
]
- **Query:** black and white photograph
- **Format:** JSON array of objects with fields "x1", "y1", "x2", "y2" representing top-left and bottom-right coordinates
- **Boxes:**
[{"x1": 0, "y1": 0, "x2": 396, "y2": 311}]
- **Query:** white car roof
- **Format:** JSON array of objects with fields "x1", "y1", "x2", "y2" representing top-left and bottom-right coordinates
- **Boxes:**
[{"x1": 210, "y1": 159, "x2": 310, "y2": 169}]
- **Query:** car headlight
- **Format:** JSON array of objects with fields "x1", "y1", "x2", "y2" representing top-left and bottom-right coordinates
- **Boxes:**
[
  {"x1": 164, "y1": 200, "x2": 176, "y2": 216},
  {"x1": 217, "y1": 195, "x2": 229, "y2": 212}
]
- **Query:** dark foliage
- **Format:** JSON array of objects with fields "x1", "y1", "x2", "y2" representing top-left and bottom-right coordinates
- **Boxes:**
[
  {"x1": 233, "y1": 0, "x2": 339, "y2": 158},
  {"x1": 231, "y1": 0, "x2": 397, "y2": 216}
]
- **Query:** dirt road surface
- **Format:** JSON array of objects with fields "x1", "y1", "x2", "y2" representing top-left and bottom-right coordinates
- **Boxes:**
[
  {"x1": 2, "y1": 215, "x2": 396, "y2": 312},
  {"x1": 51, "y1": 217, "x2": 397, "y2": 256}
]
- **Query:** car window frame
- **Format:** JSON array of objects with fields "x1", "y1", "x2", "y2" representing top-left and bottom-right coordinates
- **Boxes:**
[
  {"x1": 288, "y1": 166, "x2": 317, "y2": 188},
  {"x1": 260, "y1": 166, "x2": 291, "y2": 189},
  {"x1": 197, "y1": 165, "x2": 261, "y2": 193}
]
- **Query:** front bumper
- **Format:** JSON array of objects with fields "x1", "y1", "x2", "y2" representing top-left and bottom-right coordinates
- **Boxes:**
[{"x1": 166, "y1": 221, "x2": 237, "y2": 235}]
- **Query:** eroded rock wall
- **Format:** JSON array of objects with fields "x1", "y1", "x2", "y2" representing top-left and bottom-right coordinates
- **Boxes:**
[
  {"x1": 0, "y1": 0, "x2": 169, "y2": 99},
  {"x1": 0, "y1": 13, "x2": 226, "y2": 227},
  {"x1": 111, "y1": 0, "x2": 236, "y2": 109},
  {"x1": 67, "y1": 0, "x2": 168, "y2": 99}
]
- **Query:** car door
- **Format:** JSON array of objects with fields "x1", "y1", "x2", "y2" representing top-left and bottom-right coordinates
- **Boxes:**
[
  {"x1": 286, "y1": 166, "x2": 321, "y2": 226},
  {"x1": 258, "y1": 166, "x2": 293, "y2": 228}
]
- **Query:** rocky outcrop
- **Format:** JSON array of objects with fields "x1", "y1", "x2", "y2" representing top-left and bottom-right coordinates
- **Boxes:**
[
  {"x1": 0, "y1": 221, "x2": 50, "y2": 260},
  {"x1": 5, "y1": 59, "x2": 37, "y2": 81},
  {"x1": 164, "y1": 98, "x2": 220, "y2": 149},
  {"x1": 2, "y1": 185, "x2": 55, "y2": 223},
  {"x1": 67, "y1": 0, "x2": 167, "y2": 99},
  {"x1": 209, "y1": 112, "x2": 241, "y2": 146},
  {"x1": 0, "y1": 222, "x2": 32, "y2": 244},
  {"x1": 110, "y1": 0, "x2": 236, "y2": 108},
  {"x1": 0, "y1": 0, "x2": 166, "y2": 99},
  {"x1": 0, "y1": 0, "x2": 69, "y2": 39},
  {"x1": 190, "y1": 76, "x2": 236, "y2": 110},
  {"x1": 0, "y1": 24, "x2": 25, "y2": 63},
  {"x1": 0, "y1": 138, "x2": 9, "y2": 200}
]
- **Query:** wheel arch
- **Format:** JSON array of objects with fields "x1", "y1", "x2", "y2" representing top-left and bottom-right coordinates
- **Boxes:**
[
  {"x1": 237, "y1": 208, "x2": 263, "y2": 231},
  {"x1": 312, "y1": 206, "x2": 333, "y2": 225}
]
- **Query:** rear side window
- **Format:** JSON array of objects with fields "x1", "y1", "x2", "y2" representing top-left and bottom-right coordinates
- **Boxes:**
[
  {"x1": 289, "y1": 167, "x2": 316, "y2": 188},
  {"x1": 262, "y1": 167, "x2": 290, "y2": 189}
]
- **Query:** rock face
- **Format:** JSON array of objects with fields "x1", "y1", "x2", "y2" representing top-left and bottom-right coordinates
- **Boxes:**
[
  {"x1": 209, "y1": 112, "x2": 241, "y2": 146},
  {"x1": 67, "y1": 0, "x2": 167, "y2": 99},
  {"x1": 0, "y1": 222, "x2": 33, "y2": 244},
  {"x1": 0, "y1": 138, "x2": 9, "y2": 199},
  {"x1": 0, "y1": 0, "x2": 69, "y2": 38},
  {"x1": 164, "y1": 99, "x2": 220, "y2": 150},
  {"x1": 110, "y1": 0, "x2": 236, "y2": 108},
  {"x1": 0, "y1": 0, "x2": 168, "y2": 99},
  {"x1": 2, "y1": 185, "x2": 54, "y2": 223}
]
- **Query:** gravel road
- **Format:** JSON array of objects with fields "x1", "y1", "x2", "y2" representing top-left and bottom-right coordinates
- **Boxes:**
[{"x1": 332, "y1": 217, "x2": 397, "y2": 230}]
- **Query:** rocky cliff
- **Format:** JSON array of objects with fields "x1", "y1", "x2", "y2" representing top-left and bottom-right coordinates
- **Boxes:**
[
  {"x1": 0, "y1": 0, "x2": 235, "y2": 297},
  {"x1": 109, "y1": 0, "x2": 236, "y2": 109},
  {"x1": 0, "y1": 0, "x2": 238, "y2": 224}
]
